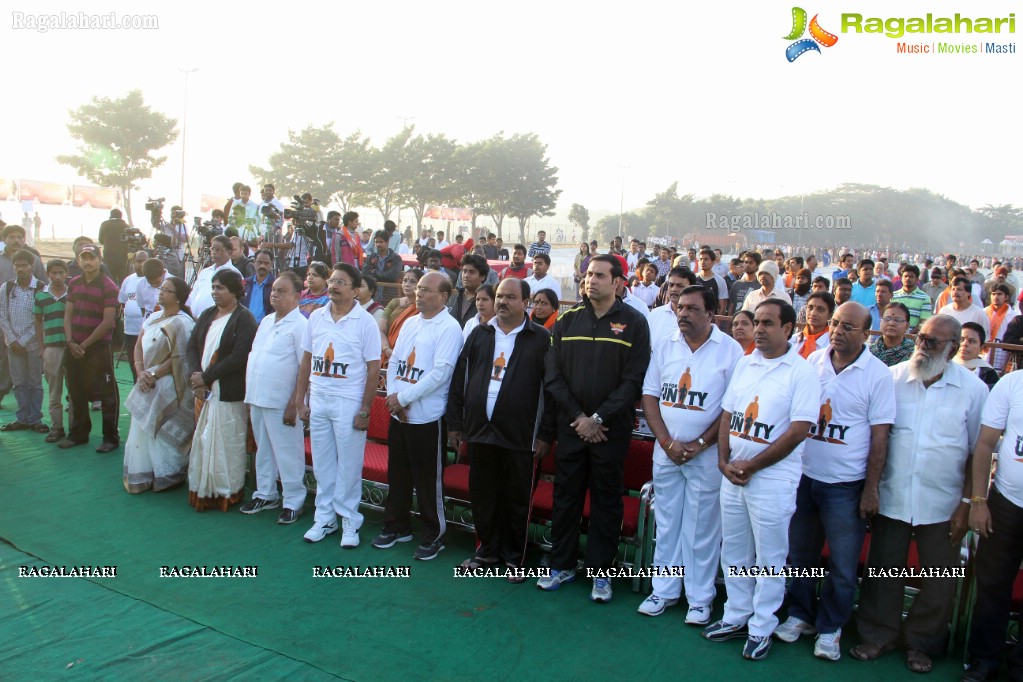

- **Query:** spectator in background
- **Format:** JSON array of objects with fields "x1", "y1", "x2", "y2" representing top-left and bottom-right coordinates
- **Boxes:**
[
  {"x1": 229, "y1": 236, "x2": 255, "y2": 279},
  {"x1": 187, "y1": 236, "x2": 241, "y2": 319},
  {"x1": 97, "y1": 208, "x2": 130, "y2": 283},
  {"x1": 870, "y1": 302, "x2": 915, "y2": 367},
  {"x1": 792, "y1": 292, "x2": 834, "y2": 359},
  {"x1": 955, "y1": 322, "x2": 999, "y2": 390},
  {"x1": 731, "y1": 309, "x2": 755, "y2": 355},
  {"x1": 362, "y1": 230, "x2": 403, "y2": 284},
  {"x1": 524, "y1": 253, "x2": 562, "y2": 301},
  {"x1": 460, "y1": 283, "x2": 496, "y2": 341},
  {"x1": 0, "y1": 249, "x2": 47, "y2": 433},
  {"x1": 242, "y1": 249, "x2": 275, "y2": 325},
  {"x1": 34, "y1": 258, "x2": 69, "y2": 442},
  {"x1": 788, "y1": 268, "x2": 813, "y2": 322},
  {"x1": 530, "y1": 288, "x2": 559, "y2": 331},
  {"x1": 892, "y1": 264, "x2": 931, "y2": 332},
  {"x1": 868, "y1": 280, "x2": 894, "y2": 331},
  {"x1": 298, "y1": 261, "x2": 331, "y2": 318},
  {"x1": 500, "y1": 244, "x2": 531, "y2": 280},
  {"x1": 633, "y1": 263, "x2": 660, "y2": 309},
  {"x1": 920, "y1": 267, "x2": 946, "y2": 306},
  {"x1": 833, "y1": 278, "x2": 852, "y2": 306},
  {"x1": 118, "y1": 250, "x2": 150, "y2": 383},
  {"x1": 527, "y1": 230, "x2": 551, "y2": 258},
  {"x1": 985, "y1": 283, "x2": 1016, "y2": 373},
  {"x1": 495, "y1": 238, "x2": 510, "y2": 261}
]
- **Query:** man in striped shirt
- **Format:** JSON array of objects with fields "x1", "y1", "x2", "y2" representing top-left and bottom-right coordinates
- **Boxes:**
[
  {"x1": 61, "y1": 245, "x2": 120, "y2": 452},
  {"x1": 892, "y1": 264, "x2": 932, "y2": 333},
  {"x1": 34, "y1": 259, "x2": 70, "y2": 442}
]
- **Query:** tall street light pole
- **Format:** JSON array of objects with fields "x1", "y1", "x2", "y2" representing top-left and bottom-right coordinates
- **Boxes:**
[{"x1": 178, "y1": 67, "x2": 198, "y2": 210}]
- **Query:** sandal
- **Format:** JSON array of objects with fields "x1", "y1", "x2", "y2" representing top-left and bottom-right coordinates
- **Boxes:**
[
  {"x1": 506, "y1": 563, "x2": 528, "y2": 584},
  {"x1": 0, "y1": 422, "x2": 30, "y2": 432},
  {"x1": 906, "y1": 648, "x2": 933, "y2": 674},
  {"x1": 30, "y1": 423, "x2": 50, "y2": 434},
  {"x1": 850, "y1": 641, "x2": 897, "y2": 661},
  {"x1": 459, "y1": 556, "x2": 498, "y2": 570}
]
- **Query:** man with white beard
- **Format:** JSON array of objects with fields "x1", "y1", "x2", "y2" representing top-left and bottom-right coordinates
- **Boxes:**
[{"x1": 851, "y1": 315, "x2": 987, "y2": 674}]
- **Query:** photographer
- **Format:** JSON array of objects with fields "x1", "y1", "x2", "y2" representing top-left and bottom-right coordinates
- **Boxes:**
[
  {"x1": 160, "y1": 206, "x2": 189, "y2": 261},
  {"x1": 97, "y1": 209, "x2": 130, "y2": 283},
  {"x1": 255, "y1": 184, "x2": 285, "y2": 248},
  {"x1": 228, "y1": 185, "x2": 259, "y2": 242}
]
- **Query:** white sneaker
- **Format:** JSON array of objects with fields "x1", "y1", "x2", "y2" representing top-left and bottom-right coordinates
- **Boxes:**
[
  {"x1": 340, "y1": 518, "x2": 359, "y2": 549},
  {"x1": 684, "y1": 605, "x2": 712, "y2": 626},
  {"x1": 637, "y1": 594, "x2": 679, "y2": 616},
  {"x1": 813, "y1": 629, "x2": 841, "y2": 661},
  {"x1": 773, "y1": 616, "x2": 817, "y2": 643},
  {"x1": 303, "y1": 521, "x2": 338, "y2": 543}
]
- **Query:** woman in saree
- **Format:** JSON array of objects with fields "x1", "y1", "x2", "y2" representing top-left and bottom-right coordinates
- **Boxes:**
[
  {"x1": 186, "y1": 269, "x2": 258, "y2": 512},
  {"x1": 380, "y1": 268, "x2": 423, "y2": 363},
  {"x1": 123, "y1": 277, "x2": 196, "y2": 494},
  {"x1": 530, "y1": 288, "x2": 560, "y2": 331}
]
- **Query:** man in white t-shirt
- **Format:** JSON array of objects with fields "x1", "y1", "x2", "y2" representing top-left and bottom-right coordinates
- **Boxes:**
[
  {"x1": 374, "y1": 271, "x2": 464, "y2": 561},
  {"x1": 294, "y1": 263, "x2": 382, "y2": 548},
  {"x1": 938, "y1": 276, "x2": 990, "y2": 339},
  {"x1": 703, "y1": 299, "x2": 820, "y2": 662},
  {"x1": 241, "y1": 271, "x2": 309, "y2": 524},
  {"x1": 117, "y1": 251, "x2": 149, "y2": 382},
  {"x1": 964, "y1": 369, "x2": 1023, "y2": 682},
  {"x1": 777, "y1": 302, "x2": 896, "y2": 661},
  {"x1": 638, "y1": 286, "x2": 742, "y2": 624},
  {"x1": 852, "y1": 315, "x2": 986, "y2": 672},
  {"x1": 187, "y1": 236, "x2": 241, "y2": 319},
  {"x1": 524, "y1": 254, "x2": 562, "y2": 301}
]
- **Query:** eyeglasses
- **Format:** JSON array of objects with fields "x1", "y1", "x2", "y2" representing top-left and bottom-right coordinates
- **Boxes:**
[
  {"x1": 915, "y1": 333, "x2": 947, "y2": 350},
  {"x1": 881, "y1": 316, "x2": 908, "y2": 324},
  {"x1": 828, "y1": 319, "x2": 863, "y2": 333},
  {"x1": 326, "y1": 278, "x2": 351, "y2": 287}
]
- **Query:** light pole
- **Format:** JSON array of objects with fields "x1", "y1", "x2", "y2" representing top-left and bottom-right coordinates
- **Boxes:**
[
  {"x1": 178, "y1": 67, "x2": 198, "y2": 210},
  {"x1": 396, "y1": 114, "x2": 415, "y2": 129}
]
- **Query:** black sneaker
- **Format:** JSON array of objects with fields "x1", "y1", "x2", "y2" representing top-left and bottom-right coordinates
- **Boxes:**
[
  {"x1": 743, "y1": 635, "x2": 772, "y2": 661},
  {"x1": 372, "y1": 530, "x2": 414, "y2": 549},
  {"x1": 240, "y1": 497, "x2": 282, "y2": 515},
  {"x1": 413, "y1": 538, "x2": 445, "y2": 561},
  {"x1": 703, "y1": 620, "x2": 749, "y2": 642},
  {"x1": 277, "y1": 508, "x2": 302, "y2": 525}
]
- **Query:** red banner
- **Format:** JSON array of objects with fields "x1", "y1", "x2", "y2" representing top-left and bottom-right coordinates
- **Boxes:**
[
  {"x1": 20, "y1": 179, "x2": 70, "y2": 205},
  {"x1": 201, "y1": 193, "x2": 229, "y2": 213},
  {"x1": 424, "y1": 205, "x2": 473, "y2": 221},
  {"x1": 71, "y1": 185, "x2": 120, "y2": 209}
]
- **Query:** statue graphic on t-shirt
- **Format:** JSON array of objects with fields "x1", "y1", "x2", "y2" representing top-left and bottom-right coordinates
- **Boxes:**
[
  {"x1": 816, "y1": 398, "x2": 833, "y2": 441},
  {"x1": 676, "y1": 366, "x2": 692, "y2": 408},
  {"x1": 492, "y1": 351, "x2": 507, "y2": 381},
  {"x1": 743, "y1": 396, "x2": 759, "y2": 437},
  {"x1": 323, "y1": 342, "x2": 335, "y2": 377}
]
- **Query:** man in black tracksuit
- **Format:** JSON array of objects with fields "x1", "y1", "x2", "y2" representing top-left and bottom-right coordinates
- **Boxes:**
[
  {"x1": 541, "y1": 254, "x2": 650, "y2": 602},
  {"x1": 447, "y1": 278, "x2": 555, "y2": 577}
]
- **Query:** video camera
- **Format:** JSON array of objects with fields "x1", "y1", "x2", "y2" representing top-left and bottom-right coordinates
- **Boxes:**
[
  {"x1": 284, "y1": 196, "x2": 319, "y2": 239},
  {"x1": 121, "y1": 227, "x2": 148, "y2": 249},
  {"x1": 144, "y1": 197, "x2": 165, "y2": 213},
  {"x1": 193, "y1": 216, "x2": 223, "y2": 240}
]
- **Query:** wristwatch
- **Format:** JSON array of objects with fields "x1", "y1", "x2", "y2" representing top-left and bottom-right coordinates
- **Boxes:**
[
  {"x1": 146, "y1": 370, "x2": 156, "y2": 381},
  {"x1": 697, "y1": 436, "x2": 707, "y2": 448},
  {"x1": 358, "y1": 410, "x2": 369, "y2": 419},
  {"x1": 590, "y1": 413, "x2": 603, "y2": 425}
]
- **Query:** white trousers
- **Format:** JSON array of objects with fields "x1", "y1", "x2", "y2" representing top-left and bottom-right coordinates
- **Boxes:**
[
  {"x1": 309, "y1": 394, "x2": 367, "y2": 529},
  {"x1": 250, "y1": 405, "x2": 307, "y2": 512},
  {"x1": 720, "y1": 474, "x2": 797, "y2": 637},
  {"x1": 650, "y1": 456, "x2": 722, "y2": 608}
]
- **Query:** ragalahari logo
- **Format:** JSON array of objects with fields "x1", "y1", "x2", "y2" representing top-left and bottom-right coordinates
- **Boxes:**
[{"x1": 784, "y1": 7, "x2": 839, "y2": 61}]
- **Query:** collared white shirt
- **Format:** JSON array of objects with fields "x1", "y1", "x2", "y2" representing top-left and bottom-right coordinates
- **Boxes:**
[
  {"x1": 881, "y1": 361, "x2": 987, "y2": 525},
  {"x1": 135, "y1": 274, "x2": 165, "y2": 321},
  {"x1": 302, "y1": 301, "x2": 380, "y2": 401},
  {"x1": 632, "y1": 282, "x2": 659, "y2": 309},
  {"x1": 622, "y1": 290, "x2": 650, "y2": 318},
  {"x1": 647, "y1": 302, "x2": 679, "y2": 342},
  {"x1": 187, "y1": 261, "x2": 242, "y2": 319},
  {"x1": 246, "y1": 307, "x2": 308, "y2": 409},
  {"x1": 386, "y1": 311, "x2": 463, "y2": 423},
  {"x1": 803, "y1": 345, "x2": 896, "y2": 483},
  {"x1": 486, "y1": 316, "x2": 527, "y2": 419},
  {"x1": 524, "y1": 273, "x2": 562, "y2": 301},
  {"x1": 722, "y1": 344, "x2": 821, "y2": 483},
  {"x1": 981, "y1": 371, "x2": 1023, "y2": 508},
  {"x1": 643, "y1": 325, "x2": 742, "y2": 467},
  {"x1": 118, "y1": 272, "x2": 144, "y2": 336}
]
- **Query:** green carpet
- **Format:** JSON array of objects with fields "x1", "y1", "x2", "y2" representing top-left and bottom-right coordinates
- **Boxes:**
[{"x1": 0, "y1": 365, "x2": 966, "y2": 681}]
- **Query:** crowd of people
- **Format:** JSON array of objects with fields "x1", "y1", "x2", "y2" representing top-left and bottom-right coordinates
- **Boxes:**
[{"x1": 6, "y1": 205, "x2": 1023, "y2": 679}]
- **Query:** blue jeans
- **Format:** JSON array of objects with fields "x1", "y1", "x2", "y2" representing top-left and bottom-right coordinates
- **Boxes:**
[
  {"x1": 786, "y1": 475, "x2": 867, "y2": 634},
  {"x1": 8, "y1": 347, "x2": 43, "y2": 425}
]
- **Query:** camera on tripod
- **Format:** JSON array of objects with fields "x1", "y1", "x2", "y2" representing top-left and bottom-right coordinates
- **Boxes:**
[
  {"x1": 193, "y1": 216, "x2": 223, "y2": 240},
  {"x1": 121, "y1": 227, "x2": 148, "y2": 248},
  {"x1": 283, "y1": 195, "x2": 320, "y2": 236}
]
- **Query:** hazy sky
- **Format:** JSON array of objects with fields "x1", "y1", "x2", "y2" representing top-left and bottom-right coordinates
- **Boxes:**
[{"x1": 3, "y1": 0, "x2": 1019, "y2": 227}]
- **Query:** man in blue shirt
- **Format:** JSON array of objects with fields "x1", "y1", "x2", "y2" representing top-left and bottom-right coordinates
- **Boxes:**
[
  {"x1": 242, "y1": 249, "x2": 275, "y2": 324},
  {"x1": 850, "y1": 259, "x2": 877, "y2": 307}
]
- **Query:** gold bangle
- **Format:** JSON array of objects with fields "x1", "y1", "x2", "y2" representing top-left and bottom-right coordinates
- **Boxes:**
[{"x1": 970, "y1": 496, "x2": 987, "y2": 505}]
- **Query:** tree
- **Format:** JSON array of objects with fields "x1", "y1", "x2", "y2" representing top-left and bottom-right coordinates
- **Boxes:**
[
  {"x1": 250, "y1": 123, "x2": 338, "y2": 206},
  {"x1": 568, "y1": 203, "x2": 590, "y2": 242},
  {"x1": 477, "y1": 133, "x2": 515, "y2": 240},
  {"x1": 365, "y1": 127, "x2": 414, "y2": 223},
  {"x1": 504, "y1": 133, "x2": 561, "y2": 244},
  {"x1": 453, "y1": 140, "x2": 488, "y2": 235},
  {"x1": 57, "y1": 90, "x2": 177, "y2": 226},
  {"x1": 398, "y1": 132, "x2": 459, "y2": 231},
  {"x1": 644, "y1": 182, "x2": 696, "y2": 238}
]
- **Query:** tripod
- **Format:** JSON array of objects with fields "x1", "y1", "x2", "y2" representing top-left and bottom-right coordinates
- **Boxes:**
[{"x1": 187, "y1": 236, "x2": 212, "y2": 288}]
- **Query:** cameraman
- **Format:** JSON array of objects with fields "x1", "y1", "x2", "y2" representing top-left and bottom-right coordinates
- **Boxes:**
[
  {"x1": 228, "y1": 185, "x2": 259, "y2": 242},
  {"x1": 97, "y1": 209, "x2": 129, "y2": 283},
  {"x1": 161, "y1": 206, "x2": 189, "y2": 261}
]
